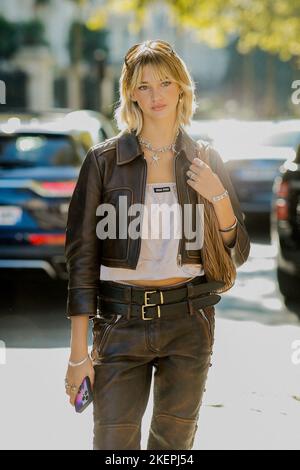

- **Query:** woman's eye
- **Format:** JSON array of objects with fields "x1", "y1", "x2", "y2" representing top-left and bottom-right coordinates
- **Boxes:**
[{"x1": 138, "y1": 81, "x2": 171, "y2": 91}]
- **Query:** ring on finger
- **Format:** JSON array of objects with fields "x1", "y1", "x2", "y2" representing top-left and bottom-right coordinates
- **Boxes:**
[
  {"x1": 187, "y1": 170, "x2": 196, "y2": 180},
  {"x1": 70, "y1": 385, "x2": 78, "y2": 393}
]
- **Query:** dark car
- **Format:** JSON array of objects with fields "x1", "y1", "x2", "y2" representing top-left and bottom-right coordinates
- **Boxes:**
[
  {"x1": 186, "y1": 120, "x2": 290, "y2": 217},
  {"x1": 271, "y1": 147, "x2": 300, "y2": 301},
  {"x1": 0, "y1": 121, "x2": 104, "y2": 281},
  {"x1": 223, "y1": 144, "x2": 295, "y2": 216}
]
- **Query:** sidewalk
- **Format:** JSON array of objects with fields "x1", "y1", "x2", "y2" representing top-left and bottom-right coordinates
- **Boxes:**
[{"x1": 195, "y1": 318, "x2": 300, "y2": 450}]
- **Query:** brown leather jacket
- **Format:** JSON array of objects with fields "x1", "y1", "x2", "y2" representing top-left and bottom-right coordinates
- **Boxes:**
[{"x1": 65, "y1": 126, "x2": 250, "y2": 318}]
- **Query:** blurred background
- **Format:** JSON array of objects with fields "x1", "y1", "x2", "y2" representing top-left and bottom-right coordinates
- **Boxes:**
[
  {"x1": 1, "y1": 0, "x2": 300, "y2": 118},
  {"x1": 0, "y1": 0, "x2": 300, "y2": 450}
]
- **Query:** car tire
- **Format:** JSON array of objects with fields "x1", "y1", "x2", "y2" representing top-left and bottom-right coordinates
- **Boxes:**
[{"x1": 277, "y1": 268, "x2": 300, "y2": 301}]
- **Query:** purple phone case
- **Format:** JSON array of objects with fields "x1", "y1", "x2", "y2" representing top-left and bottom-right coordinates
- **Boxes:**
[{"x1": 75, "y1": 376, "x2": 93, "y2": 413}]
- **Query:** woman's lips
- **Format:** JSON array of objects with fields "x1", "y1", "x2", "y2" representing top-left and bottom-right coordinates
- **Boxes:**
[{"x1": 152, "y1": 104, "x2": 166, "y2": 111}]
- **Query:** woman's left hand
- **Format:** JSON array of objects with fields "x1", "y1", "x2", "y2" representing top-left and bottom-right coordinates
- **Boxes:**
[{"x1": 186, "y1": 157, "x2": 225, "y2": 203}]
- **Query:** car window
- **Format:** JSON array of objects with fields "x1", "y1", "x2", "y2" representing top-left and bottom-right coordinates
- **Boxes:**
[{"x1": 0, "y1": 134, "x2": 81, "y2": 167}]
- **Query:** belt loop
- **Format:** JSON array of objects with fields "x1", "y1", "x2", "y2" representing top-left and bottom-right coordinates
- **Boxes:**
[
  {"x1": 126, "y1": 286, "x2": 132, "y2": 320},
  {"x1": 186, "y1": 282, "x2": 195, "y2": 316}
]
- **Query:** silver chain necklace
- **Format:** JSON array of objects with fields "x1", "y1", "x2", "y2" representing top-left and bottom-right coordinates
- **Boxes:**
[{"x1": 138, "y1": 128, "x2": 180, "y2": 166}]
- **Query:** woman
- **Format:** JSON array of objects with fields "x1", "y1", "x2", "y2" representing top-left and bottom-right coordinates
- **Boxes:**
[{"x1": 64, "y1": 39, "x2": 250, "y2": 450}]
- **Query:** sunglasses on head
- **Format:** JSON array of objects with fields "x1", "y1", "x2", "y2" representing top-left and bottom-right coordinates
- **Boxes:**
[{"x1": 124, "y1": 40, "x2": 175, "y2": 67}]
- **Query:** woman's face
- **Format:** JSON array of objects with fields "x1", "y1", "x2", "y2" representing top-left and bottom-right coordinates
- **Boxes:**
[{"x1": 131, "y1": 64, "x2": 181, "y2": 120}]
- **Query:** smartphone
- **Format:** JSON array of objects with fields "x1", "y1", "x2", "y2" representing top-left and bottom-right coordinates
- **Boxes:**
[{"x1": 75, "y1": 376, "x2": 93, "y2": 413}]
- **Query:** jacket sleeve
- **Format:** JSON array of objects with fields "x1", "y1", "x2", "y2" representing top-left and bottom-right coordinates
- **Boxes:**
[
  {"x1": 64, "y1": 147, "x2": 103, "y2": 320},
  {"x1": 208, "y1": 145, "x2": 251, "y2": 269}
]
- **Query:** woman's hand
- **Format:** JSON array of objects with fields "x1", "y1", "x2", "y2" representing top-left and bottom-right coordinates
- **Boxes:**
[
  {"x1": 186, "y1": 157, "x2": 225, "y2": 203},
  {"x1": 65, "y1": 356, "x2": 95, "y2": 407}
]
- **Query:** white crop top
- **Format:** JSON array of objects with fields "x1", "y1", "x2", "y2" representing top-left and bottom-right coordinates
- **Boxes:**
[{"x1": 100, "y1": 182, "x2": 205, "y2": 283}]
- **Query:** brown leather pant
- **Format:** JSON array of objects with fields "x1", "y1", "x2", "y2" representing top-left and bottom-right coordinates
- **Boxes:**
[{"x1": 91, "y1": 280, "x2": 215, "y2": 450}]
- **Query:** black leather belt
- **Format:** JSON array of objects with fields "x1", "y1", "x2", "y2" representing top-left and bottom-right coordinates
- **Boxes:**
[
  {"x1": 98, "y1": 278, "x2": 225, "y2": 320},
  {"x1": 99, "y1": 294, "x2": 221, "y2": 320}
]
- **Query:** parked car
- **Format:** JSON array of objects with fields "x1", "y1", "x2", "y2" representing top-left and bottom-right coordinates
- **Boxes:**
[
  {"x1": 261, "y1": 125, "x2": 300, "y2": 152},
  {"x1": 0, "y1": 116, "x2": 115, "y2": 280},
  {"x1": 185, "y1": 120, "x2": 288, "y2": 217},
  {"x1": 223, "y1": 144, "x2": 295, "y2": 216},
  {"x1": 271, "y1": 146, "x2": 300, "y2": 301},
  {"x1": 0, "y1": 108, "x2": 116, "y2": 149}
]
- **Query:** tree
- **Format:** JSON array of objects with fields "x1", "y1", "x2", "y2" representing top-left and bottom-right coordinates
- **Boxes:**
[
  {"x1": 104, "y1": 0, "x2": 300, "y2": 62},
  {"x1": 0, "y1": 15, "x2": 48, "y2": 60}
]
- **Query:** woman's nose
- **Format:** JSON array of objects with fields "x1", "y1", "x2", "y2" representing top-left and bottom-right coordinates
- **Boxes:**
[{"x1": 150, "y1": 89, "x2": 162, "y2": 101}]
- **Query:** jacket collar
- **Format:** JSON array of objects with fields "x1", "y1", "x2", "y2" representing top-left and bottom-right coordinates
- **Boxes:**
[{"x1": 116, "y1": 125, "x2": 198, "y2": 165}]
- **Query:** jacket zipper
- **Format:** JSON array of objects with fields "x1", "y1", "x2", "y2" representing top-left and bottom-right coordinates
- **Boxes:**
[
  {"x1": 174, "y1": 150, "x2": 183, "y2": 267},
  {"x1": 97, "y1": 313, "x2": 122, "y2": 356},
  {"x1": 133, "y1": 157, "x2": 147, "y2": 267}
]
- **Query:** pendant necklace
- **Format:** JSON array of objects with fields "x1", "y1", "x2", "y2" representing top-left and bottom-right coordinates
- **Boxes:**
[{"x1": 138, "y1": 128, "x2": 180, "y2": 166}]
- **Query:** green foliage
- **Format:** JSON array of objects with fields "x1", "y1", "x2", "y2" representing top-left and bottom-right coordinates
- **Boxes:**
[
  {"x1": 0, "y1": 16, "x2": 19, "y2": 59},
  {"x1": 105, "y1": 0, "x2": 300, "y2": 60},
  {"x1": 0, "y1": 15, "x2": 48, "y2": 59},
  {"x1": 68, "y1": 21, "x2": 109, "y2": 64},
  {"x1": 18, "y1": 19, "x2": 48, "y2": 47}
]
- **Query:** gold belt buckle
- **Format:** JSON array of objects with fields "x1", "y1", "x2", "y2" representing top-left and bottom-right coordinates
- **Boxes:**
[{"x1": 141, "y1": 290, "x2": 164, "y2": 320}]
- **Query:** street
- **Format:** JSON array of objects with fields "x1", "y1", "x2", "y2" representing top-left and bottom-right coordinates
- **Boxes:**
[{"x1": 0, "y1": 219, "x2": 299, "y2": 450}]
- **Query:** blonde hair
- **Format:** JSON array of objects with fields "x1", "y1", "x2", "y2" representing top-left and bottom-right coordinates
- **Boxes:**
[
  {"x1": 114, "y1": 39, "x2": 198, "y2": 135},
  {"x1": 114, "y1": 40, "x2": 237, "y2": 293},
  {"x1": 197, "y1": 142, "x2": 236, "y2": 294}
]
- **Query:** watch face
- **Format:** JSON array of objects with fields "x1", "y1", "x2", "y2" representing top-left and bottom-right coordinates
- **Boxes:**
[{"x1": 75, "y1": 377, "x2": 93, "y2": 413}]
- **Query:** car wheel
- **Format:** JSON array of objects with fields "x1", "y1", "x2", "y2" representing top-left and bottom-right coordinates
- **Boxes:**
[{"x1": 277, "y1": 268, "x2": 300, "y2": 301}]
